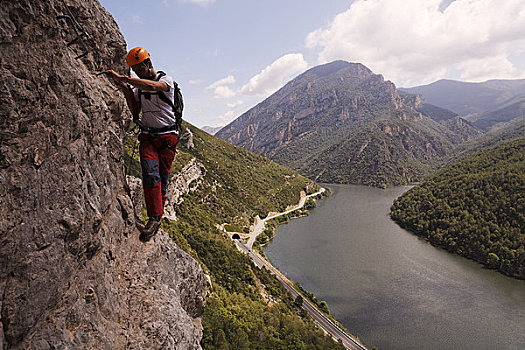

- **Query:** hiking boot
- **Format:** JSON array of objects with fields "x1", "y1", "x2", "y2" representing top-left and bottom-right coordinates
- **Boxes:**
[{"x1": 139, "y1": 216, "x2": 161, "y2": 242}]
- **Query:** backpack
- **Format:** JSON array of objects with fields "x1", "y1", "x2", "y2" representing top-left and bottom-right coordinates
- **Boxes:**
[{"x1": 138, "y1": 71, "x2": 183, "y2": 131}]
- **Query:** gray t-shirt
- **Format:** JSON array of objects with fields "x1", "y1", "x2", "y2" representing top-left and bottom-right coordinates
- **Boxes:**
[{"x1": 134, "y1": 73, "x2": 177, "y2": 134}]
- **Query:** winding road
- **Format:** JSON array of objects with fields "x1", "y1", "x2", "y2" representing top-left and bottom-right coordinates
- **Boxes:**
[
  {"x1": 233, "y1": 187, "x2": 368, "y2": 350},
  {"x1": 246, "y1": 188, "x2": 325, "y2": 250}
]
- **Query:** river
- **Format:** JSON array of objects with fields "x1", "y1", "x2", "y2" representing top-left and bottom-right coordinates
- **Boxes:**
[{"x1": 263, "y1": 184, "x2": 525, "y2": 350}]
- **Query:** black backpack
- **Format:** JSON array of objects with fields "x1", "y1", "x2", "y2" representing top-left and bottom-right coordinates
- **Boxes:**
[{"x1": 138, "y1": 71, "x2": 183, "y2": 131}]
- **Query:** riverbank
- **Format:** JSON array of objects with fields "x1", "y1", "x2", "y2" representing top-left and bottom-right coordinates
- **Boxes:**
[
  {"x1": 233, "y1": 233, "x2": 367, "y2": 350},
  {"x1": 263, "y1": 184, "x2": 525, "y2": 350},
  {"x1": 246, "y1": 187, "x2": 327, "y2": 249}
]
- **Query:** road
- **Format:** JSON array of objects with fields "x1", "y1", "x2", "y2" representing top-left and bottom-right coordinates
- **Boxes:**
[
  {"x1": 235, "y1": 238, "x2": 367, "y2": 350},
  {"x1": 246, "y1": 188, "x2": 326, "y2": 250}
]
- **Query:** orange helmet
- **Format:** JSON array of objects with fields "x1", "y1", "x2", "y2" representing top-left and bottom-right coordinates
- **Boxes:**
[{"x1": 126, "y1": 47, "x2": 150, "y2": 67}]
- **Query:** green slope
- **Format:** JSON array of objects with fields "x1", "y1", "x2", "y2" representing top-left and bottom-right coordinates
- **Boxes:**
[
  {"x1": 467, "y1": 93, "x2": 525, "y2": 131},
  {"x1": 125, "y1": 122, "x2": 346, "y2": 350},
  {"x1": 300, "y1": 117, "x2": 463, "y2": 187},
  {"x1": 391, "y1": 137, "x2": 525, "y2": 279}
]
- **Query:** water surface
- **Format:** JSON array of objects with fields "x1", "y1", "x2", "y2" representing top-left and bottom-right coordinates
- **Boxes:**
[{"x1": 264, "y1": 184, "x2": 525, "y2": 350}]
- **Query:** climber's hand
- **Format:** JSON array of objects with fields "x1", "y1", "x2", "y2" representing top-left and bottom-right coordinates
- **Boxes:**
[
  {"x1": 101, "y1": 70, "x2": 127, "y2": 90},
  {"x1": 112, "y1": 78, "x2": 128, "y2": 91}
]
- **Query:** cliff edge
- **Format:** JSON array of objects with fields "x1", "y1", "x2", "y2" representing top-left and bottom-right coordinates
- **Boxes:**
[{"x1": 0, "y1": 1, "x2": 206, "y2": 349}]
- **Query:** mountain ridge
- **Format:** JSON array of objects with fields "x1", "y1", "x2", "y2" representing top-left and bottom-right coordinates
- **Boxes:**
[
  {"x1": 217, "y1": 61, "x2": 479, "y2": 187},
  {"x1": 400, "y1": 78, "x2": 525, "y2": 117}
]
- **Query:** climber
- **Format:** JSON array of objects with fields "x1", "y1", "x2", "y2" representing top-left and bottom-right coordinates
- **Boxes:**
[{"x1": 104, "y1": 47, "x2": 181, "y2": 242}]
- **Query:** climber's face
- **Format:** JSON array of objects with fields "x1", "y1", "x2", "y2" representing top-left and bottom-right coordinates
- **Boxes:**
[{"x1": 131, "y1": 60, "x2": 153, "y2": 79}]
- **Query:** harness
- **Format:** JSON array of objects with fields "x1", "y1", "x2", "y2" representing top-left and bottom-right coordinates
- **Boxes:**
[
  {"x1": 135, "y1": 72, "x2": 180, "y2": 152},
  {"x1": 135, "y1": 120, "x2": 178, "y2": 152}
]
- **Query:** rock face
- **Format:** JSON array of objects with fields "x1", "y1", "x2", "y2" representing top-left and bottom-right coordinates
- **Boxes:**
[
  {"x1": 217, "y1": 61, "x2": 479, "y2": 187},
  {"x1": 0, "y1": 1, "x2": 205, "y2": 349}
]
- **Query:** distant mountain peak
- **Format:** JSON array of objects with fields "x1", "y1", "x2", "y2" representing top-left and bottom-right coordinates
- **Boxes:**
[
  {"x1": 304, "y1": 60, "x2": 371, "y2": 78},
  {"x1": 400, "y1": 78, "x2": 525, "y2": 124}
]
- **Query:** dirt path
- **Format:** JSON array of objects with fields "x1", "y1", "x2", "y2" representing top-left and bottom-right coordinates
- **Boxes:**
[{"x1": 246, "y1": 187, "x2": 326, "y2": 249}]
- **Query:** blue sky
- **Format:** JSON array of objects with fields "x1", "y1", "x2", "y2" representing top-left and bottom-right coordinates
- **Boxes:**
[{"x1": 99, "y1": 0, "x2": 525, "y2": 128}]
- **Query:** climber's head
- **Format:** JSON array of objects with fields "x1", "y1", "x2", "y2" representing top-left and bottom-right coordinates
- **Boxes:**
[
  {"x1": 126, "y1": 47, "x2": 150, "y2": 67},
  {"x1": 126, "y1": 47, "x2": 154, "y2": 79}
]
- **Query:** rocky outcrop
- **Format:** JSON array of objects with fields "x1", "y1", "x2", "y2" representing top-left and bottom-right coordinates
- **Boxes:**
[
  {"x1": 0, "y1": 1, "x2": 205, "y2": 349},
  {"x1": 164, "y1": 159, "x2": 207, "y2": 221}
]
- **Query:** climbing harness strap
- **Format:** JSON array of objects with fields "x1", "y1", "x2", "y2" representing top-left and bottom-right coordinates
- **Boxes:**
[{"x1": 135, "y1": 120, "x2": 178, "y2": 152}]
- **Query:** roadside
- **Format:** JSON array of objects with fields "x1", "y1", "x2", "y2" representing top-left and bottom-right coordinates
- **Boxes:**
[
  {"x1": 234, "y1": 238, "x2": 367, "y2": 350},
  {"x1": 246, "y1": 187, "x2": 326, "y2": 249}
]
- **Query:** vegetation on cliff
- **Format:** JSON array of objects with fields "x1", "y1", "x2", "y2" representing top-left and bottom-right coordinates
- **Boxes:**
[
  {"x1": 126, "y1": 122, "x2": 344, "y2": 349},
  {"x1": 391, "y1": 137, "x2": 525, "y2": 279}
]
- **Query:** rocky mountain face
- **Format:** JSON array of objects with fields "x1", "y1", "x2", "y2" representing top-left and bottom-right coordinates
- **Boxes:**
[
  {"x1": 0, "y1": 1, "x2": 205, "y2": 349},
  {"x1": 217, "y1": 61, "x2": 474, "y2": 187}
]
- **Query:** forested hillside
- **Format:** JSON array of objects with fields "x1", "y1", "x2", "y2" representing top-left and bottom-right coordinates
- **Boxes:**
[
  {"x1": 126, "y1": 122, "x2": 346, "y2": 349},
  {"x1": 391, "y1": 138, "x2": 525, "y2": 279},
  {"x1": 442, "y1": 118, "x2": 525, "y2": 166}
]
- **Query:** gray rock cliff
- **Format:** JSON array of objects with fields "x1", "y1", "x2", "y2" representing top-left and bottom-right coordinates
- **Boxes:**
[{"x1": 0, "y1": 1, "x2": 205, "y2": 349}]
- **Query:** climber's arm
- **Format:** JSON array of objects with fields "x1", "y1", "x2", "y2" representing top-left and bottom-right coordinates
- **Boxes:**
[{"x1": 105, "y1": 71, "x2": 141, "y2": 120}]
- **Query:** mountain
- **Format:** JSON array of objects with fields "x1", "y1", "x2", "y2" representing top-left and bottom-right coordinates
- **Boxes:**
[
  {"x1": 201, "y1": 125, "x2": 223, "y2": 135},
  {"x1": 400, "y1": 78, "x2": 525, "y2": 116},
  {"x1": 217, "y1": 61, "x2": 478, "y2": 187},
  {"x1": 0, "y1": 1, "x2": 205, "y2": 348},
  {"x1": 466, "y1": 93, "x2": 525, "y2": 131},
  {"x1": 400, "y1": 93, "x2": 483, "y2": 142},
  {"x1": 442, "y1": 117, "x2": 525, "y2": 166},
  {"x1": 391, "y1": 137, "x2": 525, "y2": 279}
]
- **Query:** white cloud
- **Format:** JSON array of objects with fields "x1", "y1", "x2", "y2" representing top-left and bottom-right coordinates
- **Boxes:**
[
  {"x1": 240, "y1": 53, "x2": 309, "y2": 96},
  {"x1": 206, "y1": 75, "x2": 236, "y2": 98},
  {"x1": 212, "y1": 86, "x2": 236, "y2": 99},
  {"x1": 188, "y1": 79, "x2": 202, "y2": 85},
  {"x1": 459, "y1": 55, "x2": 522, "y2": 81},
  {"x1": 207, "y1": 75, "x2": 235, "y2": 90},
  {"x1": 306, "y1": 0, "x2": 525, "y2": 86},
  {"x1": 227, "y1": 100, "x2": 244, "y2": 108},
  {"x1": 218, "y1": 110, "x2": 236, "y2": 125}
]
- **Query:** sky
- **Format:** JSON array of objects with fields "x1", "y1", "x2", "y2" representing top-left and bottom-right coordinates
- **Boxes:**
[{"x1": 99, "y1": 0, "x2": 525, "y2": 128}]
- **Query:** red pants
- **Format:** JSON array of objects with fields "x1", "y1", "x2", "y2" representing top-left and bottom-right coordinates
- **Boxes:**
[{"x1": 138, "y1": 133, "x2": 178, "y2": 217}]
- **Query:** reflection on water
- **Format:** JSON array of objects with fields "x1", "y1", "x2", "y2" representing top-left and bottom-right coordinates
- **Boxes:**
[{"x1": 264, "y1": 184, "x2": 525, "y2": 350}]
